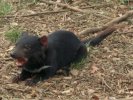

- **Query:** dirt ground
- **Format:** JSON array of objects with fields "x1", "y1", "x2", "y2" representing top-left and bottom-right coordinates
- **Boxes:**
[{"x1": 0, "y1": 0, "x2": 133, "y2": 100}]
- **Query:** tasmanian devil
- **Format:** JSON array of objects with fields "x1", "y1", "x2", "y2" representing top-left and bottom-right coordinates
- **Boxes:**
[{"x1": 10, "y1": 27, "x2": 115, "y2": 86}]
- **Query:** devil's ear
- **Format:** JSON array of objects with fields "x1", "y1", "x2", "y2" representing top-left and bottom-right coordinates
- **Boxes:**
[
  {"x1": 21, "y1": 32, "x2": 28, "y2": 37},
  {"x1": 39, "y1": 35, "x2": 48, "y2": 46}
]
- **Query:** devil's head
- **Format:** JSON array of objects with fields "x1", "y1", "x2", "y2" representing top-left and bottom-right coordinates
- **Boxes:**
[{"x1": 10, "y1": 32, "x2": 48, "y2": 67}]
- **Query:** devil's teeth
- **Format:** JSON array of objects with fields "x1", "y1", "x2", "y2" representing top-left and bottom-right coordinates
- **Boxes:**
[
  {"x1": 25, "y1": 58, "x2": 28, "y2": 61},
  {"x1": 16, "y1": 62, "x2": 22, "y2": 66}
]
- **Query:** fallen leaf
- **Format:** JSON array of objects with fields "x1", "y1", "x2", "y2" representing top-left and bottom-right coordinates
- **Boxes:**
[
  {"x1": 108, "y1": 97, "x2": 117, "y2": 100},
  {"x1": 87, "y1": 89, "x2": 95, "y2": 94},
  {"x1": 81, "y1": 91, "x2": 85, "y2": 96},
  {"x1": 57, "y1": 0, "x2": 61, "y2": 3},
  {"x1": 127, "y1": 70, "x2": 133, "y2": 78},
  {"x1": 64, "y1": 76, "x2": 72, "y2": 80},
  {"x1": 112, "y1": 57, "x2": 120, "y2": 61},
  {"x1": 70, "y1": 69, "x2": 79, "y2": 76},
  {"x1": 6, "y1": 46, "x2": 14, "y2": 52},
  {"x1": 10, "y1": 22, "x2": 18, "y2": 26},
  {"x1": 105, "y1": 0, "x2": 111, "y2": 2},
  {"x1": 90, "y1": 64, "x2": 99, "y2": 74},
  {"x1": 91, "y1": 94, "x2": 99, "y2": 100},
  {"x1": 62, "y1": 88, "x2": 73, "y2": 94},
  {"x1": 31, "y1": 90, "x2": 38, "y2": 98},
  {"x1": 104, "y1": 96, "x2": 109, "y2": 100},
  {"x1": 127, "y1": 61, "x2": 133, "y2": 66}
]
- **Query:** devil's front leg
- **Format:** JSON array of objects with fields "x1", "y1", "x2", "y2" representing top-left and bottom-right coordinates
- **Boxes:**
[
  {"x1": 25, "y1": 66, "x2": 58, "y2": 86},
  {"x1": 25, "y1": 52, "x2": 58, "y2": 86},
  {"x1": 12, "y1": 69, "x2": 32, "y2": 83}
]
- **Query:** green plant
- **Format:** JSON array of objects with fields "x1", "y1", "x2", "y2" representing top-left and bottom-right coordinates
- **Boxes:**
[
  {"x1": 129, "y1": 6, "x2": 133, "y2": 10},
  {"x1": 16, "y1": 0, "x2": 38, "y2": 10},
  {"x1": 71, "y1": 57, "x2": 88, "y2": 69},
  {"x1": 119, "y1": 0, "x2": 129, "y2": 5},
  {"x1": 23, "y1": 0, "x2": 38, "y2": 3},
  {"x1": 70, "y1": 46, "x2": 93, "y2": 69},
  {"x1": 5, "y1": 27, "x2": 21, "y2": 43},
  {"x1": 0, "y1": 0, "x2": 12, "y2": 16}
]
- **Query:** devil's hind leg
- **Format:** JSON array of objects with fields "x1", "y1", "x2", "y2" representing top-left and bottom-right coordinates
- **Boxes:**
[{"x1": 73, "y1": 44, "x2": 87, "y2": 63}]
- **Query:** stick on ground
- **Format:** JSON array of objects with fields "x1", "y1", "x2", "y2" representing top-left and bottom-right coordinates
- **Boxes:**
[
  {"x1": 0, "y1": 10, "x2": 66, "y2": 18},
  {"x1": 40, "y1": 0, "x2": 88, "y2": 13},
  {"x1": 80, "y1": 10, "x2": 133, "y2": 35},
  {"x1": 40, "y1": 0, "x2": 109, "y2": 19}
]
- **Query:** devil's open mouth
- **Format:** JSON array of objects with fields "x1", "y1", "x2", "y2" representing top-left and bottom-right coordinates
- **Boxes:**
[{"x1": 15, "y1": 58, "x2": 28, "y2": 67}]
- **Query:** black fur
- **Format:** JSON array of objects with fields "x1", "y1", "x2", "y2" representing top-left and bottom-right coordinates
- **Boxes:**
[{"x1": 10, "y1": 30, "x2": 112, "y2": 86}]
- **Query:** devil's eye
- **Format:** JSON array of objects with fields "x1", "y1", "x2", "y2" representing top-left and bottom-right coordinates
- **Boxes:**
[
  {"x1": 15, "y1": 43, "x2": 18, "y2": 46},
  {"x1": 24, "y1": 44, "x2": 31, "y2": 50}
]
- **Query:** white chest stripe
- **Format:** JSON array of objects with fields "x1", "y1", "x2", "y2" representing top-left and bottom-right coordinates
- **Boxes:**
[{"x1": 24, "y1": 65, "x2": 52, "y2": 73}]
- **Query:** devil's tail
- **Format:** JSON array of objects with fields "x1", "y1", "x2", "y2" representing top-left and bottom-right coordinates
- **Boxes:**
[{"x1": 82, "y1": 27, "x2": 116, "y2": 46}]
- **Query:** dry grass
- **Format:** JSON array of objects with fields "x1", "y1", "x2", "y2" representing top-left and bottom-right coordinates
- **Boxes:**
[{"x1": 0, "y1": 0, "x2": 133, "y2": 100}]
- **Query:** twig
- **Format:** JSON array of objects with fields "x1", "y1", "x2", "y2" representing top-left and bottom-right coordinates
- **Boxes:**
[
  {"x1": 117, "y1": 97, "x2": 133, "y2": 100},
  {"x1": 80, "y1": 10, "x2": 133, "y2": 35},
  {"x1": 93, "y1": 11, "x2": 111, "y2": 19},
  {"x1": 81, "y1": 3, "x2": 112, "y2": 9},
  {"x1": 120, "y1": 31, "x2": 133, "y2": 34},
  {"x1": 3, "y1": 58, "x2": 13, "y2": 61},
  {"x1": 41, "y1": 0, "x2": 87, "y2": 13},
  {"x1": 4, "y1": 86, "x2": 26, "y2": 92},
  {"x1": 0, "y1": 10, "x2": 66, "y2": 18},
  {"x1": 40, "y1": 0, "x2": 110, "y2": 19},
  {"x1": 101, "y1": 77, "x2": 113, "y2": 91},
  {"x1": 106, "y1": 11, "x2": 133, "y2": 26}
]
